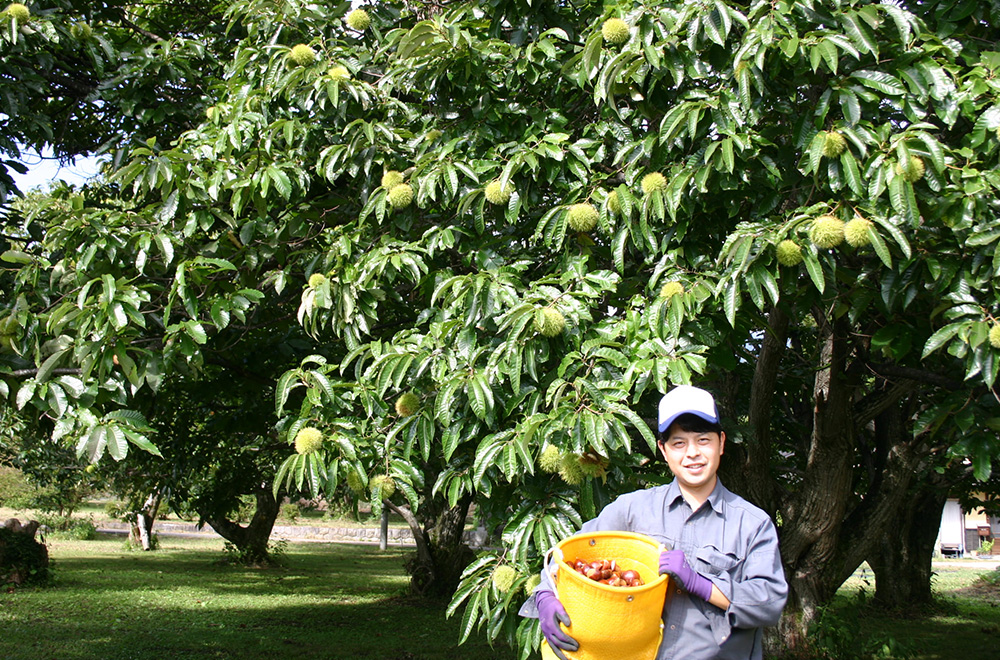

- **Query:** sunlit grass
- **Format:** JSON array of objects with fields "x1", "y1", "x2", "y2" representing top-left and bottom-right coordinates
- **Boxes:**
[
  {"x1": 1, "y1": 535, "x2": 519, "y2": 660},
  {"x1": 6, "y1": 521, "x2": 997, "y2": 660},
  {"x1": 834, "y1": 561, "x2": 1000, "y2": 660}
]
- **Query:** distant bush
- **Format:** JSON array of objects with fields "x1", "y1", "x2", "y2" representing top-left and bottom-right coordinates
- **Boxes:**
[
  {"x1": 279, "y1": 502, "x2": 301, "y2": 522},
  {"x1": 231, "y1": 495, "x2": 256, "y2": 523},
  {"x1": 35, "y1": 514, "x2": 98, "y2": 540},
  {"x1": 63, "y1": 519, "x2": 98, "y2": 540},
  {"x1": 105, "y1": 500, "x2": 128, "y2": 519},
  {"x1": 0, "y1": 467, "x2": 36, "y2": 509},
  {"x1": 30, "y1": 483, "x2": 91, "y2": 518}
]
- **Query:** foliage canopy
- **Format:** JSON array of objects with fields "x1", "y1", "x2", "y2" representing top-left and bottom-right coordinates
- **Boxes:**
[{"x1": 3, "y1": 0, "x2": 1000, "y2": 654}]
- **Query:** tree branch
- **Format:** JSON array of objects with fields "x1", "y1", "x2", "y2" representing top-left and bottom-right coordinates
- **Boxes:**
[
  {"x1": 868, "y1": 363, "x2": 964, "y2": 391},
  {"x1": 117, "y1": 10, "x2": 166, "y2": 43},
  {"x1": 8, "y1": 367, "x2": 82, "y2": 378}
]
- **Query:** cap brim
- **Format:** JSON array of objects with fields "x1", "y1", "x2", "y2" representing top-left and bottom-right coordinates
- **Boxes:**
[{"x1": 658, "y1": 409, "x2": 719, "y2": 433}]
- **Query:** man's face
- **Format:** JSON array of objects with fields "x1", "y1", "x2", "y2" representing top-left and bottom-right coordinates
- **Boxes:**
[{"x1": 657, "y1": 424, "x2": 725, "y2": 494}]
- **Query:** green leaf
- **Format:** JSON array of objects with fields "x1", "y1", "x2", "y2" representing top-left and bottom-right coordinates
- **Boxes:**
[
  {"x1": 868, "y1": 223, "x2": 892, "y2": 268},
  {"x1": 82, "y1": 425, "x2": 108, "y2": 463},
  {"x1": 273, "y1": 454, "x2": 295, "y2": 498},
  {"x1": 107, "y1": 424, "x2": 128, "y2": 461},
  {"x1": 15, "y1": 380, "x2": 36, "y2": 410},
  {"x1": 275, "y1": 369, "x2": 300, "y2": 415},
  {"x1": 122, "y1": 429, "x2": 162, "y2": 457},
  {"x1": 871, "y1": 216, "x2": 912, "y2": 259},
  {"x1": 1, "y1": 250, "x2": 32, "y2": 264},
  {"x1": 616, "y1": 407, "x2": 654, "y2": 453},
  {"x1": 840, "y1": 153, "x2": 863, "y2": 196},
  {"x1": 155, "y1": 233, "x2": 174, "y2": 266},
  {"x1": 473, "y1": 437, "x2": 505, "y2": 486},
  {"x1": 887, "y1": 177, "x2": 918, "y2": 227},
  {"x1": 922, "y1": 322, "x2": 965, "y2": 358},
  {"x1": 442, "y1": 425, "x2": 461, "y2": 462},
  {"x1": 155, "y1": 190, "x2": 180, "y2": 223},
  {"x1": 841, "y1": 11, "x2": 877, "y2": 56},
  {"x1": 852, "y1": 70, "x2": 905, "y2": 96},
  {"x1": 802, "y1": 247, "x2": 826, "y2": 293},
  {"x1": 723, "y1": 280, "x2": 739, "y2": 326},
  {"x1": 185, "y1": 321, "x2": 208, "y2": 344},
  {"x1": 806, "y1": 131, "x2": 826, "y2": 174},
  {"x1": 36, "y1": 348, "x2": 68, "y2": 383}
]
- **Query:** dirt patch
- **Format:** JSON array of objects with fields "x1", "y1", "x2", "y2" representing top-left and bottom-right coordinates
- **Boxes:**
[{"x1": 952, "y1": 571, "x2": 1000, "y2": 605}]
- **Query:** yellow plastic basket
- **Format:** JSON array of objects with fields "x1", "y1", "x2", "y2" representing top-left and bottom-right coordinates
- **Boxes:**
[{"x1": 540, "y1": 531, "x2": 669, "y2": 660}]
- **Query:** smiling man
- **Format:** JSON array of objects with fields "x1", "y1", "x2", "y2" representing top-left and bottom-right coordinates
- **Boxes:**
[{"x1": 527, "y1": 385, "x2": 788, "y2": 660}]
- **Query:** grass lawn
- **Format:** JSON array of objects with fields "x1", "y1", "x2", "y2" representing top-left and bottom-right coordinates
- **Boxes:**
[
  {"x1": 831, "y1": 561, "x2": 1000, "y2": 660},
  {"x1": 0, "y1": 535, "x2": 520, "y2": 660},
  {"x1": 3, "y1": 525, "x2": 998, "y2": 660}
]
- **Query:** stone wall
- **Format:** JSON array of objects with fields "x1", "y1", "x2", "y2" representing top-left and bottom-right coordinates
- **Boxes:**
[{"x1": 97, "y1": 520, "x2": 489, "y2": 548}]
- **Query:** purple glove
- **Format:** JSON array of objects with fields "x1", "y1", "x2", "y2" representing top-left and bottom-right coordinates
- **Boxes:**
[
  {"x1": 535, "y1": 589, "x2": 578, "y2": 660},
  {"x1": 659, "y1": 549, "x2": 713, "y2": 602}
]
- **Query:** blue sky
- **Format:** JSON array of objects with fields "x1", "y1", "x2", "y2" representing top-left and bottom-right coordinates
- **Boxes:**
[{"x1": 11, "y1": 149, "x2": 104, "y2": 193}]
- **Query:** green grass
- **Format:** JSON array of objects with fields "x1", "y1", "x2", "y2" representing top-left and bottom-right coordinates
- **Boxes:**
[
  {"x1": 0, "y1": 535, "x2": 519, "y2": 660},
  {"x1": 4, "y1": 527, "x2": 997, "y2": 660},
  {"x1": 830, "y1": 562, "x2": 1000, "y2": 660}
]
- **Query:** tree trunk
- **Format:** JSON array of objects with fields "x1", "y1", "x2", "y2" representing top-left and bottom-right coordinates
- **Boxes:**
[
  {"x1": 869, "y1": 478, "x2": 949, "y2": 609},
  {"x1": 744, "y1": 305, "x2": 789, "y2": 515},
  {"x1": 379, "y1": 506, "x2": 389, "y2": 551},
  {"x1": 128, "y1": 490, "x2": 162, "y2": 551},
  {"x1": 390, "y1": 493, "x2": 474, "y2": 598},
  {"x1": 201, "y1": 487, "x2": 279, "y2": 565},
  {"x1": 775, "y1": 318, "x2": 858, "y2": 652}
]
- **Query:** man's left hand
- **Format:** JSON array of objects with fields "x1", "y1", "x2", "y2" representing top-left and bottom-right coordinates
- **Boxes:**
[{"x1": 659, "y1": 549, "x2": 713, "y2": 602}]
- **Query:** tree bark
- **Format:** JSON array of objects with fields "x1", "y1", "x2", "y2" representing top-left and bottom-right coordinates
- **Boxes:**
[
  {"x1": 868, "y1": 476, "x2": 950, "y2": 609},
  {"x1": 390, "y1": 493, "x2": 475, "y2": 598},
  {"x1": 777, "y1": 318, "x2": 857, "y2": 651},
  {"x1": 773, "y1": 331, "x2": 936, "y2": 652},
  {"x1": 129, "y1": 490, "x2": 162, "y2": 551},
  {"x1": 200, "y1": 487, "x2": 279, "y2": 565},
  {"x1": 745, "y1": 304, "x2": 789, "y2": 515}
]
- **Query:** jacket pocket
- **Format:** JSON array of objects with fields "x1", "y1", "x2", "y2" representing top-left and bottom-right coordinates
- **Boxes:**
[{"x1": 695, "y1": 545, "x2": 739, "y2": 577}]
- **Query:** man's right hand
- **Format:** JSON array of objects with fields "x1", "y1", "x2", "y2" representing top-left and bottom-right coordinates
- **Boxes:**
[{"x1": 535, "y1": 589, "x2": 578, "y2": 660}]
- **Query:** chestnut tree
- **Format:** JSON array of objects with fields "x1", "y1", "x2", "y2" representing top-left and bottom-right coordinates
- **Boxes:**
[{"x1": 3, "y1": 0, "x2": 1000, "y2": 656}]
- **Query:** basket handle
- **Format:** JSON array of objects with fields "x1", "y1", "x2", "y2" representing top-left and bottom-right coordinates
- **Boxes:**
[{"x1": 543, "y1": 546, "x2": 564, "y2": 600}]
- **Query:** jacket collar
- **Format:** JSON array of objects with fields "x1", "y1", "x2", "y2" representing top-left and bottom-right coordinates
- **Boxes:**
[{"x1": 666, "y1": 478, "x2": 727, "y2": 515}]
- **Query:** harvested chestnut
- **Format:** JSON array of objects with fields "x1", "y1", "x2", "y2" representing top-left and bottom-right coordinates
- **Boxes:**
[{"x1": 567, "y1": 556, "x2": 645, "y2": 587}]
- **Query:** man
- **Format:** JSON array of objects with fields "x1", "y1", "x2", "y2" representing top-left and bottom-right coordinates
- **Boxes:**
[{"x1": 526, "y1": 385, "x2": 788, "y2": 660}]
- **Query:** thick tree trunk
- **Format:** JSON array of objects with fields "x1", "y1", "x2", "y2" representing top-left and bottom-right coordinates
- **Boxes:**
[
  {"x1": 869, "y1": 478, "x2": 948, "y2": 608},
  {"x1": 775, "y1": 318, "x2": 858, "y2": 652},
  {"x1": 390, "y1": 493, "x2": 474, "y2": 598},
  {"x1": 201, "y1": 487, "x2": 279, "y2": 565},
  {"x1": 712, "y1": 310, "x2": 947, "y2": 655}
]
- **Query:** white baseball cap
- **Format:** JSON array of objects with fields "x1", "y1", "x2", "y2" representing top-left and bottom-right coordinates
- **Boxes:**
[{"x1": 658, "y1": 385, "x2": 719, "y2": 433}]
